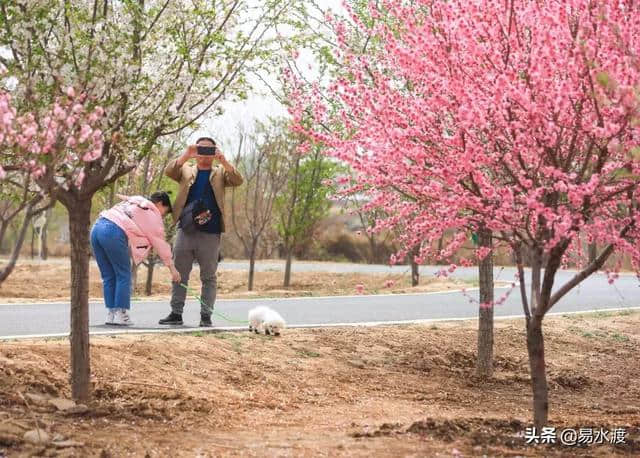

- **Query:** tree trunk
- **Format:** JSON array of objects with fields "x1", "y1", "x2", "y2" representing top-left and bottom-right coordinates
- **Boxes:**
[
  {"x1": 588, "y1": 242, "x2": 597, "y2": 264},
  {"x1": 108, "y1": 182, "x2": 116, "y2": 207},
  {"x1": 368, "y1": 236, "x2": 377, "y2": 264},
  {"x1": 410, "y1": 245, "x2": 420, "y2": 286},
  {"x1": 526, "y1": 315, "x2": 548, "y2": 429},
  {"x1": 66, "y1": 198, "x2": 92, "y2": 402},
  {"x1": 436, "y1": 235, "x2": 445, "y2": 264},
  {"x1": 530, "y1": 248, "x2": 543, "y2": 311},
  {"x1": 248, "y1": 244, "x2": 257, "y2": 291},
  {"x1": 30, "y1": 226, "x2": 36, "y2": 259},
  {"x1": 41, "y1": 209, "x2": 51, "y2": 260},
  {"x1": 411, "y1": 261, "x2": 419, "y2": 286},
  {"x1": 476, "y1": 228, "x2": 494, "y2": 379},
  {"x1": 0, "y1": 221, "x2": 8, "y2": 254},
  {"x1": 283, "y1": 248, "x2": 293, "y2": 287},
  {"x1": 145, "y1": 258, "x2": 155, "y2": 296},
  {"x1": 131, "y1": 259, "x2": 138, "y2": 296}
]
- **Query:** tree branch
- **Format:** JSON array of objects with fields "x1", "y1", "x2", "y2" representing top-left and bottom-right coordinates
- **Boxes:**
[{"x1": 547, "y1": 223, "x2": 633, "y2": 311}]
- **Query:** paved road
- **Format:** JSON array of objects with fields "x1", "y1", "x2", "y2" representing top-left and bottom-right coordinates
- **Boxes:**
[
  {"x1": 7, "y1": 256, "x2": 640, "y2": 279},
  {"x1": 0, "y1": 263, "x2": 638, "y2": 339}
]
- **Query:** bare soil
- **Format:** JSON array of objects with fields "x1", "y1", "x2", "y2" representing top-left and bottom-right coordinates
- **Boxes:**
[
  {"x1": 0, "y1": 311, "x2": 639, "y2": 456},
  {"x1": 0, "y1": 260, "x2": 475, "y2": 302}
]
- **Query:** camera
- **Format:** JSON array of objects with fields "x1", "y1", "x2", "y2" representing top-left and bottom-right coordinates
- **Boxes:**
[{"x1": 196, "y1": 145, "x2": 216, "y2": 156}]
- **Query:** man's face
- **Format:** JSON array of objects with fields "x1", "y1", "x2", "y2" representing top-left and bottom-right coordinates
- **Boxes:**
[{"x1": 196, "y1": 139, "x2": 215, "y2": 169}]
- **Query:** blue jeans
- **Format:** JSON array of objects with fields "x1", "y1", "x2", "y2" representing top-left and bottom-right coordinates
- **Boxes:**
[{"x1": 90, "y1": 217, "x2": 131, "y2": 310}]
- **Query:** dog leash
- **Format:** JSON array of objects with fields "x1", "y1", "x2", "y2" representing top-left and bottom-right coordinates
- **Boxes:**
[{"x1": 179, "y1": 283, "x2": 249, "y2": 324}]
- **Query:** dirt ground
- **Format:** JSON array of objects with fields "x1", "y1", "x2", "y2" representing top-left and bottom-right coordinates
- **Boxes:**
[
  {"x1": 0, "y1": 311, "x2": 638, "y2": 457},
  {"x1": 0, "y1": 260, "x2": 475, "y2": 302}
]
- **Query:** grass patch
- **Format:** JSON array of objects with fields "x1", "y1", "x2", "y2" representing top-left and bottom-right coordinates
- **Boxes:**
[
  {"x1": 592, "y1": 309, "x2": 636, "y2": 318},
  {"x1": 213, "y1": 332, "x2": 236, "y2": 340},
  {"x1": 231, "y1": 340, "x2": 243, "y2": 354},
  {"x1": 610, "y1": 332, "x2": 630, "y2": 342},
  {"x1": 295, "y1": 347, "x2": 321, "y2": 358},
  {"x1": 573, "y1": 327, "x2": 630, "y2": 342},
  {"x1": 214, "y1": 332, "x2": 250, "y2": 340}
]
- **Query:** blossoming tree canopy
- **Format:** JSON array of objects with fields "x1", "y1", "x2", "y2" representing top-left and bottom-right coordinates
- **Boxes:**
[
  {"x1": 289, "y1": 0, "x2": 640, "y2": 428},
  {"x1": 0, "y1": 88, "x2": 104, "y2": 190},
  {"x1": 291, "y1": 0, "x2": 640, "y2": 287}
]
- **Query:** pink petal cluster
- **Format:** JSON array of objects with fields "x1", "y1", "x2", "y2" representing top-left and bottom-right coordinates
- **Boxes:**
[{"x1": 0, "y1": 88, "x2": 105, "y2": 189}]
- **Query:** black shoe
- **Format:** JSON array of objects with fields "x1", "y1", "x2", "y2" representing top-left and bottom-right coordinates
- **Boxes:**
[
  {"x1": 159, "y1": 312, "x2": 183, "y2": 325},
  {"x1": 199, "y1": 314, "x2": 212, "y2": 327}
]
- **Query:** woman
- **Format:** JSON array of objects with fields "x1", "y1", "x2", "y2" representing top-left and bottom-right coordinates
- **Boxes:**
[{"x1": 90, "y1": 191, "x2": 181, "y2": 326}]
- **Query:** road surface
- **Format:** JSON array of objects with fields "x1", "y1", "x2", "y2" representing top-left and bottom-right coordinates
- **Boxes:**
[{"x1": 0, "y1": 263, "x2": 637, "y2": 339}]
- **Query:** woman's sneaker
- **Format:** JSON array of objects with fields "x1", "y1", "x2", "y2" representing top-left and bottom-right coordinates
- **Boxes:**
[
  {"x1": 114, "y1": 309, "x2": 134, "y2": 326},
  {"x1": 105, "y1": 309, "x2": 116, "y2": 325}
]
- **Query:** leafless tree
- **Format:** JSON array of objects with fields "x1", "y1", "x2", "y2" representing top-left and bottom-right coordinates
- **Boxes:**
[{"x1": 230, "y1": 125, "x2": 289, "y2": 290}]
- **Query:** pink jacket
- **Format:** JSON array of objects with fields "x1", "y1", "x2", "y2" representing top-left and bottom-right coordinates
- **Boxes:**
[{"x1": 100, "y1": 195, "x2": 174, "y2": 268}]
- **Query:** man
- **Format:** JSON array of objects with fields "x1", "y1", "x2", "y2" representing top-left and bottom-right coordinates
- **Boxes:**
[{"x1": 159, "y1": 137, "x2": 243, "y2": 326}]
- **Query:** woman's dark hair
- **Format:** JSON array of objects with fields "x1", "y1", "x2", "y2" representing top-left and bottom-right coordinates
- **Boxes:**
[
  {"x1": 196, "y1": 136, "x2": 216, "y2": 146},
  {"x1": 149, "y1": 191, "x2": 172, "y2": 213}
]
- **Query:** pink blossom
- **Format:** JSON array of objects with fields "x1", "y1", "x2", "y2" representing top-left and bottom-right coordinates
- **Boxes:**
[
  {"x1": 475, "y1": 247, "x2": 492, "y2": 261},
  {"x1": 78, "y1": 124, "x2": 92, "y2": 142},
  {"x1": 296, "y1": 142, "x2": 310, "y2": 154},
  {"x1": 2, "y1": 112, "x2": 13, "y2": 125},
  {"x1": 23, "y1": 125, "x2": 37, "y2": 138},
  {"x1": 355, "y1": 284, "x2": 365, "y2": 294},
  {"x1": 83, "y1": 147, "x2": 102, "y2": 162},
  {"x1": 31, "y1": 166, "x2": 45, "y2": 179},
  {"x1": 66, "y1": 87, "x2": 76, "y2": 98},
  {"x1": 74, "y1": 170, "x2": 85, "y2": 188},
  {"x1": 65, "y1": 115, "x2": 77, "y2": 128},
  {"x1": 53, "y1": 104, "x2": 65, "y2": 120}
]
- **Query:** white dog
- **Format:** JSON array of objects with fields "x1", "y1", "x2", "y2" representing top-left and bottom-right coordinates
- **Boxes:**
[{"x1": 248, "y1": 306, "x2": 286, "y2": 336}]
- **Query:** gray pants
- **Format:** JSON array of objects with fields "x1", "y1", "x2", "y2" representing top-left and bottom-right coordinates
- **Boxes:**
[{"x1": 170, "y1": 229, "x2": 221, "y2": 316}]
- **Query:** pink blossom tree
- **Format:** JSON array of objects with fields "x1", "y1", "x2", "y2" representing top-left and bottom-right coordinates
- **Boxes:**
[
  {"x1": 1, "y1": 87, "x2": 105, "y2": 399},
  {"x1": 289, "y1": 0, "x2": 640, "y2": 428},
  {"x1": 283, "y1": 0, "x2": 499, "y2": 379}
]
